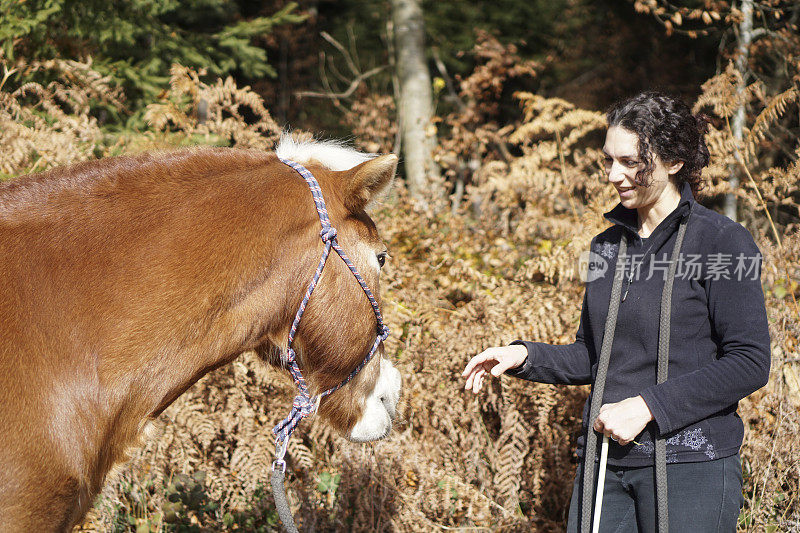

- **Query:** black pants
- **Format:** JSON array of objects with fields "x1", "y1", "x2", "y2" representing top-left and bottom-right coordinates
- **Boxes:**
[{"x1": 566, "y1": 454, "x2": 744, "y2": 533}]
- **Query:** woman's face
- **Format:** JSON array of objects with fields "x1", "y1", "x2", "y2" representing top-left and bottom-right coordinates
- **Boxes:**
[{"x1": 602, "y1": 126, "x2": 683, "y2": 210}]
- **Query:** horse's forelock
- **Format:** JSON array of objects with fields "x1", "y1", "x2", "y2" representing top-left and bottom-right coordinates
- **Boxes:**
[{"x1": 275, "y1": 134, "x2": 377, "y2": 172}]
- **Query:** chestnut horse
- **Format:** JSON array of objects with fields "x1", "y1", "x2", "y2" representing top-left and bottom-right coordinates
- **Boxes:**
[{"x1": 0, "y1": 137, "x2": 402, "y2": 532}]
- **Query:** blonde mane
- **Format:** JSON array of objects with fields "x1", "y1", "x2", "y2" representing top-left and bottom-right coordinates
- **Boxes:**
[{"x1": 275, "y1": 134, "x2": 376, "y2": 171}]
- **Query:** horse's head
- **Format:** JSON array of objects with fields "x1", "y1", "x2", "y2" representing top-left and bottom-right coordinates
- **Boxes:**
[{"x1": 258, "y1": 139, "x2": 401, "y2": 442}]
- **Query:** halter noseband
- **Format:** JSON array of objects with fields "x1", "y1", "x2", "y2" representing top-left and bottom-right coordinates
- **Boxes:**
[{"x1": 271, "y1": 157, "x2": 390, "y2": 471}]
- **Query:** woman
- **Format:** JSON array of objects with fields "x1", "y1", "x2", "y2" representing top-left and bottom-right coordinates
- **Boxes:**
[{"x1": 462, "y1": 91, "x2": 770, "y2": 532}]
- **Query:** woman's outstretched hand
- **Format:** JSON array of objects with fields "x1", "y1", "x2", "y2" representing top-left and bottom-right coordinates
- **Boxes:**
[
  {"x1": 462, "y1": 345, "x2": 528, "y2": 393},
  {"x1": 593, "y1": 396, "x2": 655, "y2": 446}
]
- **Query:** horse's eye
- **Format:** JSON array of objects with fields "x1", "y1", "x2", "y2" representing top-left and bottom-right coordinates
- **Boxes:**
[{"x1": 377, "y1": 252, "x2": 387, "y2": 268}]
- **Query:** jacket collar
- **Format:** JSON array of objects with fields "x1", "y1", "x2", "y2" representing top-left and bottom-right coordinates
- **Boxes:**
[{"x1": 603, "y1": 181, "x2": 695, "y2": 239}]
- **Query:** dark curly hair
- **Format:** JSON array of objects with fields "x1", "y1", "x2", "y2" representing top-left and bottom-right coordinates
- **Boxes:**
[{"x1": 606, "y1": 91, "x2": 711, "y2": 195}]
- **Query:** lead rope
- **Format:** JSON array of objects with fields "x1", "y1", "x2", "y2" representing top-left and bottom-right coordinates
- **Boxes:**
[
  {"x1": 580, "y1": 232, "x2": 628, "y2": 533},
  {"x1": 270, "y1": 157, "x2": 390, "y2": 533},
  {"x1": 653, "y1": 209, "x2": 690, "y2": 531},
  {"x1": 581, "y1": 209, "x2": 691, "y2": 532}
]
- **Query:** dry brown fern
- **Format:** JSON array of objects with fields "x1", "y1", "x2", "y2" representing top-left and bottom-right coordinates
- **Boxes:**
[
  {"x1": 145, "y1": 64, "x2": 283, "y2": 150},
  {"x1": 745, "y1": 87, "x2": 799, "y2": 162},
  {"x1": 0, "y1": 58, "x2": 123, "y2": 175},
  {"x1": 493, "y1": 379, "x2": 531, "y2": 510}
]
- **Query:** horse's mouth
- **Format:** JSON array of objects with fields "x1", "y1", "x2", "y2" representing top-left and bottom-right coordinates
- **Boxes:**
[
  {"x1": 348, "y1": 359, "x2": 401, "y2": 442},
  {"x1": 349, "y1": 419, "x2": 392, "y2": 443}
]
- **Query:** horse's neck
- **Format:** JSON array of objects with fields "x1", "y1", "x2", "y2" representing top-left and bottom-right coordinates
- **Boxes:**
[
  {"x1": 0, "y1": 151, "x2": 326, "y2": 516},
  {"x1": 40, "y1": 163, "x2": 306, "y2": 472},
  {"x1": 97, "y1": 236, "x2": 299, "y2": 422}
]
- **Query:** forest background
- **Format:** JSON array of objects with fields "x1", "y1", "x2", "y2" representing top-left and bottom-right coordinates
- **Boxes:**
[{"x1": 1, "y1": 0, "x2": 798, "y2": 531}]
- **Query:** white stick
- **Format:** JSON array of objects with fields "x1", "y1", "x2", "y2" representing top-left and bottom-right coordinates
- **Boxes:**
[{"x1": 592, "y1": 435, "x2": 610, "y2": 533}]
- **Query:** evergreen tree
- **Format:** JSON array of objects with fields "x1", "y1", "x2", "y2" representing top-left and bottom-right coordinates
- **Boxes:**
[{"x1": 1, "y1": 0, "x2": 306, "y2": 122}]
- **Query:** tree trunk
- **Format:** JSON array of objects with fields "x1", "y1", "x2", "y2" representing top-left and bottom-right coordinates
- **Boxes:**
[
  {"x1": 725, "y1": 0, "x2": 753, "y2": 221},
  {"x1": 391, "y1": 0, "x2": 441, "y2": 202}
]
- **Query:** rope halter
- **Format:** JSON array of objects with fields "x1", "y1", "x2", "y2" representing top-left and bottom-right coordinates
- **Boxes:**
[{"x1": 272, "y1": 157, "x2": 391, "y2": 472}]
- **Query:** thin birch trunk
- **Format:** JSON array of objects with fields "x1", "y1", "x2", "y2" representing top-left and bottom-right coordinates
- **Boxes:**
[
  {"x1": 725, "y1": 0, "x2": 753, "y2": 221},
  {"x1": 391, "y1": 0, "x2": 442, "y2": 202}
]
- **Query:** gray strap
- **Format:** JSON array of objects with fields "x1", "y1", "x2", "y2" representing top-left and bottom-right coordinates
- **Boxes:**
[
  {"x1": 580, "y1": 233, "x2": 628, "y2": 533},
  {"x1": 272, "y1": 468, "x2": 300, "y2": 533},
  {"x1": 654, "y1": 215, "x2": 690, "y2": 532},
  {"x1": 580, "y1": 212, "x2": 691, "y2": 533}
]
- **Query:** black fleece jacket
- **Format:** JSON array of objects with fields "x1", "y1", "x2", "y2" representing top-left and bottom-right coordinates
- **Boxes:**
[{"x1": 508, "y1": 183, "x2": 771, "y2": 466}]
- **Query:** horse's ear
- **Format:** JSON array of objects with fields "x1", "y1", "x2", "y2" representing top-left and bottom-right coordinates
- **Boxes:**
[{"x1": 342, "y1": 154, "x2": 398, "y2": 212}]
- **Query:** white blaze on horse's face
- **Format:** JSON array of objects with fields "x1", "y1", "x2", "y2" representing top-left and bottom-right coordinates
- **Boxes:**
[
  {"x1": 346, "y1": 242, "x2": 400, "y2": 441},
  {"x1": 349, "y1": 358, "x2": 402, "y2": 441}
]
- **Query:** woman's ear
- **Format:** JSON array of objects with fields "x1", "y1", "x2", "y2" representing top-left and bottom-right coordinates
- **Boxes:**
[
  {"x1": 342, "y1": 154, "x2": 398, "y2": 212},
  {"x1": 667, "y1": 160, "x2": 685, "y2": 175}
]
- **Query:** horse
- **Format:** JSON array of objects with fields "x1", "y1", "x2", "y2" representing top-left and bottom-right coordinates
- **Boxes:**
[{"x1": 0, "y1": 136, "x2": 402, "y2": 532}]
